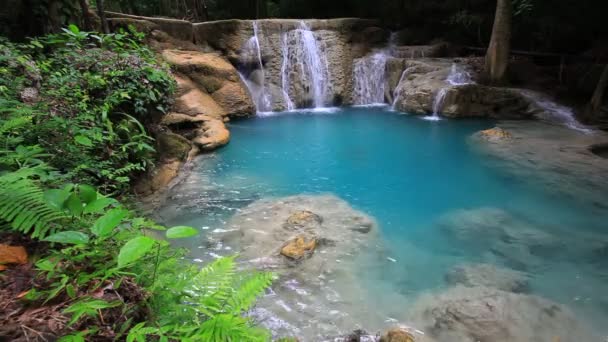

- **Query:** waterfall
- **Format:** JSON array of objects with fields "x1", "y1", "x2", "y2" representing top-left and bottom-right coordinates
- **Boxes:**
[
  {"x1": 353, "y1": 53, "x2": 388, "y2": 105},
  {"x1": 391, "y1": 67, "x2": 412, "y2": 110},
  {"x1": 446, "y1": 63, "x2": 473, "y2": 86},
  {"x1": 422, "y1": 88, "x2": 448, "y2": 121},
  {"x1": 520, "y1": 91, "x2": 592, "y2": 133},
  {"x1": 425, "y1": 63, "x2": 473, "y2": 121},
  {"x1": 240, "y1": 21, "x2": 272, "y2": 114},
  {"x1": 296, "y1": 21, "x2": 330, "y2": 108},
  {"x1": 280, "y1": 33, "x2": 295, "y2": 111}
]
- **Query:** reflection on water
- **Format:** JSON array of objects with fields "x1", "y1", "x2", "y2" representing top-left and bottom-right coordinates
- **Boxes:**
[{"x1": 156, "y1": 107, "x2": 608, "y2": 341}]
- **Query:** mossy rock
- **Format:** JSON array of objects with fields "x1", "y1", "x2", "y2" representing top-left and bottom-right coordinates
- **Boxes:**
[{"x1": 156, "y1": 131, "x2": 192, "y2": 161}]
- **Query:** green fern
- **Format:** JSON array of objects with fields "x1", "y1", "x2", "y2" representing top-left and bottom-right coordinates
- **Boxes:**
[
  {"x1": 0, "y1": 168, "x2": 66, "y2": 238},
  {"x1": 145, "y1": 256, "x2": 274, "y2": 341}
]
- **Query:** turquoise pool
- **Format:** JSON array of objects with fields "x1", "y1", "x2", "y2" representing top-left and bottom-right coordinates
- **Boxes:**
[{"x1": 157, "y1": 107, "x2": 608, "y2": 340}]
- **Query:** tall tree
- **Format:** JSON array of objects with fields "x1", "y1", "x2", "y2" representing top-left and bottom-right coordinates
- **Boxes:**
[
  {"x1": 484, "y1": 0, "x2": 512, "y2": 84},
  {"x1": 78, "y1": 0, "x2": 93, "y2": 30},
  {"x1": 97, "y1": 0, "x2": 110, "y2": 33}
]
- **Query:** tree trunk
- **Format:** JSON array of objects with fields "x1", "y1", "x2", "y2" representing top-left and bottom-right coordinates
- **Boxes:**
[
  {"x1": 484, "y1": 0, "x2": 512, "y2": 84},
  {"x1": 78, "y1": 0, "x2": 92, "y2": 30},
  {"x1": 587, "y1": 64, "x2": 608, "y2": 118},
  {"x1": 97, "y1": 0, "x2": 109, "y2": 33}
]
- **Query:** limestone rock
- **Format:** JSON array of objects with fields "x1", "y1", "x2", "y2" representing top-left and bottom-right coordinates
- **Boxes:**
[
  {"x1": 106, "y1": 11, "x2": 193, "y2": 42},
  {"x1": 409, "y1": 286, "x2": 598, "y2": 342},
  {"x1": 191, "y1": 117, "x2": 230, "y2": 151},
  {"x1": 445, "y1": 263, "x2": 529, "y2": 293},
  {"x1": 156, "y1": 131, "x2": 192, "y2": 162},
  {"x1": 211, "y1": 81, "x2": 256, "y2": 116},
  {"x1": 478, "y1": 127, "x2": 512, "y2": 142},
  {"x1": 379, "y1": 328, "x2": 415, "y2": 342},
  {"x1": 283, "y1": 210, "x2": 323, "y2": 230},
  {"x1": 173, "y1": 87, "x2": 226, "y2": 117},
  {"x1": 392, "y1": 59, "x2": 535, "y2": 119},
  {"x1": 162, "y1": 50, "x2": 237, "y2": 80},
  {"x1": 280, "y1": 235, "x2": 317, "y2": 260},
  {"x1": 134, "y1": 160, "x2": 182, "y2": 196}
]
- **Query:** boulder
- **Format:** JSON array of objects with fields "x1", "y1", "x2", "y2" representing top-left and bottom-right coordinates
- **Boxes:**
[
  {"x1": 211, "y1": 81, "x2": 256, "y2": 116},
  {"x1": 280, "y1": 235, "x2": 317, "y2": 260},
  {"x1": 409, "y1": 286, "x2": 598, "y2": 342},
  {"x1": 164, "y1": 52, "x2": 254, "y2": 117},
  {"x1": 445, "y1": 263, "x2": 529, "y2": 293},
  {"x1": 191, "y1": 117, "x2": 230, "y2": 151},
  {"x1": 477, "y1": 127, "x2": 512, "y2": 142},
  {"x1": 392, "y1": 59, "x2": 536, "y2": 119},
  {"x1": 156, "y1": 131, "x2": 192, "y2": 162},
  {"x1": 162, "y1": 50, "x2": 238, "y2": 81},
  {"x1": 105, "y1": 11, "x2": 193, "y2": 42},
  {"x1": 134, "y1": 160, "x2": 181, "y2": 196},
  {"x1": 283, "y1": 210, "x2": 323, "y2": 230},
  {"x1": 379, "y1": 328, "x2": 415, "y2": 342},
  {"x1": 173, "y1": 87, "x2": 226, "y2": 117}
]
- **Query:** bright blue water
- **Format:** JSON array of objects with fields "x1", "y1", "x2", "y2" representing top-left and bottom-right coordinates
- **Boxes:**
[{"x1": 158, "y1": 107, "x2": 608, "y2": 335}]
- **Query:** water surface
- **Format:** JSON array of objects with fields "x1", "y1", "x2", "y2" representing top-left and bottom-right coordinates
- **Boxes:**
[{"x1": 157, "y1": 107, "x2": 608, "y2": 338}]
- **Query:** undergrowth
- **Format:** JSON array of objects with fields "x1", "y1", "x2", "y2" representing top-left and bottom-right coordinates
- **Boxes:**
[{"x1": 0, "y1": 26, "x2": 274, "y2": 341}]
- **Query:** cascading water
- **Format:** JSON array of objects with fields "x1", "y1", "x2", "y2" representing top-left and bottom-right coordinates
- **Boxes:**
[
  {"x1": 425, "y1": 63, "x2": 473, "y2": 121},
  {"x1": 520, "y1": 90, "x2": 592, "y2": 133},
  {"x1": 239, "y1": 21, "x2": 272, "y2": 114},
  {"x1": 446, "y1": 63, "x2": 473, "y2": 86},
  {"x1": 296, "y1": 21, "x2": 330, "y2": 108},
  {"x1": 391, "y1": 67, "x2": 412, "y2": 110},
  {"x1": 280, "y1": 33, "x2": 295, "y2": 111},
  {"x1": 353, "y1": 53, "x2": 388, "y2": 105}
]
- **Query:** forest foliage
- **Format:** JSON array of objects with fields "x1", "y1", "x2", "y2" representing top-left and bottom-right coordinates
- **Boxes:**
[{"x1": 0, "y1": 27, "x2": 274, "y2": 341}]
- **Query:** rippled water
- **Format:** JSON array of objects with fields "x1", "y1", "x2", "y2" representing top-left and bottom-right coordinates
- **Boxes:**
[{"x1": 157, "y1": 107, "x2": 608, "y2": 339}]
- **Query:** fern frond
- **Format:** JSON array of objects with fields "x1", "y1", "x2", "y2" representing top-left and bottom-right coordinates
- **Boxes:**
[
  {"x1": 0, "y1": 169, "x2": 67, "y2": 238},
  {"x1": 197, "y1": 314, "x2": 270, "y2": 342},
  {"x1": 226, "y1": 272, "x2": 274, "y2": 315}
]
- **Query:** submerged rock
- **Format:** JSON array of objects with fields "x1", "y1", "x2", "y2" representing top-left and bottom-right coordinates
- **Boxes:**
[
  {"x1": 409, "y1": 286, "x2": 598, "y2": 342},
  {"x1": 281, "y1": 235, "x2": 317, "y2": 260},
  {"x1": 445, "y1": 263, "x2": 529, "y2": 293},
  {"x1": 379, "y1": 328, "x2": 415, "y2": 342},
  {"x1": 477, "y1": 127, "x2": 512, "y2": 142}
]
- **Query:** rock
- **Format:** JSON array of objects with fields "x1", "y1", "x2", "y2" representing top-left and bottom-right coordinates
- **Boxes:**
[
  {"x1": 477, "y1": 127, "x2": 512, "y2": 142},
  {"x1": 191, "y1": 117, "x2": 230, "y2": 151},
  {"x1": 107, "y1": 18, "x2": 158, "y2": 34},
  {"x1": 174, "y1": 87, "x2": 226, "y2": 117},
  {"x1": 392, "y1": 59, "x2": 536, "y2": 119},
  {"x1": 172, "y1": 76, "x2": 226, "y2": 118},
  {"x1": 379, "y1": 328, "x2": 415, "y2": 342},
  {"x1": 445, "y1": 263, "x2": 529, "y2": 293},
  {"x1": 283, "y1": 210, "x2": 323, "y2": 230},
  {"x1": 156, "y1": 131, "x2": 192, "y2": 162},
  {"x1": 134, "y1": 160, "x2": 182, "y2": 196},
  {"x1": 280, "y1": 235, "x2": 317, "y2": 260},
  {"x1": 106, "y1": 11, "x2": 193, "y2": 42},
  {"x1": 409, "y1": 286, "x2": 598, "y2": 342},
  {"x1": 162, "y1": 50, "x2": 238, "y2": 81},
  {"x1": 211, "y1": 81, "x2": 256, "y2": 116},
  {"x1": 165, "y1": 52, "x2": 254, "y2": 118},
  {"x1": 224, "y1": 195, "x2": 377, "y2": 270}
]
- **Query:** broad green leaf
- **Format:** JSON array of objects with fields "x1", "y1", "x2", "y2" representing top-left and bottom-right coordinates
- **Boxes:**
[
  {"x1": 83, "y1": 197, "x2": 114, "y2": 214},
  {"x1": 74, "y1": 135, "x2": 93, "y2": 147},
  {"x1": 91, "y1": 208, "x2": 128, "y2": 238},
  {"x1": 78, "y1": 184, "x2": 97, "y2": 204},
  {"x1": 118, "y1": 236, "x2": 156, "y2": 267},
  {"x1": 68, "y1": 24, "x2": 80, "y2": 34},
  {"x1": 166, "y1": 226, "x2": 198, "y2": 239},
  {"x1": 44, "y1": 189, "x2": 70, "y2": 210},
  {"x1": 65, "y1": 193, "x2": 83, "y2": 216},
  {"x1": 44, "y1": 231, "x2": 89, "y2": 245}
]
